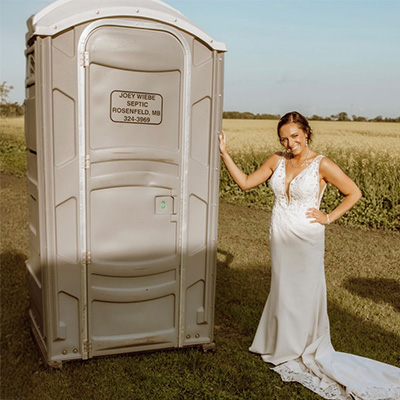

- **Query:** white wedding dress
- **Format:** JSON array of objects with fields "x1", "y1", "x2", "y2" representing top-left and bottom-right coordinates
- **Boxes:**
[{"x1": 249, "y1": 155, "x2": 400, "y2": 400}]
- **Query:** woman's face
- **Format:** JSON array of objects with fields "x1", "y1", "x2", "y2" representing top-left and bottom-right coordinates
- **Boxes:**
[{"x1": 278, "y1": 123, "x2": 308, "y2": 156}]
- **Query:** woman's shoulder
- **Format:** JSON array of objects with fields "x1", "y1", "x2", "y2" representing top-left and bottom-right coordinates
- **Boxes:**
[
  {"x1": 318, "y1": 155, "x2": 342, "y2": 175},
  {"x1": 260, "y1": 152, "x2": 284, "y2": 172},
  {"x1": 268, "y1": 152, "x2": 286, "y2": 171},
  {"x1": 318, "y1": 154, "x2": 334, "y2": 166}
]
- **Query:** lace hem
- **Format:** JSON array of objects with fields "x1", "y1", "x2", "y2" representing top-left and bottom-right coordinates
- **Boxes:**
[
  {"x1": 272, "y1": 362, "x2": 347, "y2": 399},
  {"x1": 354, "y1": 386, "x2": 400, "y2": 400},
  {"x1": 272, "y1": 362, "x2": 400, "y2": 400}
]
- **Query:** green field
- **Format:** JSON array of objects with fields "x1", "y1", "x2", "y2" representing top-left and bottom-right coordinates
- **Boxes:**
[
  {"x1": 1, "y1": 118, "x2": 400, "y2": 399},
  {"x1": 221, "y1": 119, "x2": 400, "y2": 230}
]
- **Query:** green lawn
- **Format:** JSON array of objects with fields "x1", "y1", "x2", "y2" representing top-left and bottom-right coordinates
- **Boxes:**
[
  {"x1": 1, "y1": 172, "x2": 399, "y2": 400},
  {"x1": 1, "y1": 118, "x2": 399, "y2": 399}
]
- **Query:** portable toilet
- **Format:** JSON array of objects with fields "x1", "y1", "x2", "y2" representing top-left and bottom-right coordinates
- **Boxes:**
[{"x1": 24, "y1": 0, "x2": 226, "y2": 368}]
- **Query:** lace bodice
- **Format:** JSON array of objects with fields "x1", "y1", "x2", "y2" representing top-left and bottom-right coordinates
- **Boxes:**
[
  {"x1": 269, "y1": 154, "x2": 325, "y2": 210},
  {"x1": 268, "y1": 155, "x2": 325, "y2": 240}
]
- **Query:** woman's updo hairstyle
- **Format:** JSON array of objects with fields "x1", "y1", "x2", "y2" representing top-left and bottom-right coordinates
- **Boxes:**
[{"x1": 277, "y1": 111, "x2": 313, "y2": 143}]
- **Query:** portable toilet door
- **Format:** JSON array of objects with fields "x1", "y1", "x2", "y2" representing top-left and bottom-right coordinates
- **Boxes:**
[
  {"x1": 25, "y1": 0, "x2": 226, "y2": 366},
  {"x1": 83, "y1": 22, "x2": 191, "y2": 358}
]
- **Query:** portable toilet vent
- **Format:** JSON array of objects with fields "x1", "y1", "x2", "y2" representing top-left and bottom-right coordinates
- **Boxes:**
[{"x1": 24, "y1": 0, "x2": 226, "y2": 368}]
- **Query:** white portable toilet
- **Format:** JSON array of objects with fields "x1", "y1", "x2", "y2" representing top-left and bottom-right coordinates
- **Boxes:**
[{"x1": 24, "y1": 0, "x2": 226, "y2": 368}]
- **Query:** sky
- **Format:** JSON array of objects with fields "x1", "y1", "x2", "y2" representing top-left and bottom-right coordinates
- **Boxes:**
[{"x1": 1, "y1": 0, "x2": 399, "y2": 118}]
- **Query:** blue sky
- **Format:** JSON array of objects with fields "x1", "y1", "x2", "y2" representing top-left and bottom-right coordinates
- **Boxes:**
[{"x1": 1, "y1": 0, "x2": 399, "y2": 118}]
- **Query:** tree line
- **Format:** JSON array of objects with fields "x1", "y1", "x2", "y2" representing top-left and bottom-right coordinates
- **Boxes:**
[
  {"x1": 1, "y1": 83, "x2": 398, "y2": 122},
  {"x1": 0, "y1": 82, "x2": 24, "y2": 118},
  {"x1": 223, "y1": 111, "x2": 400, "y2": 122}
]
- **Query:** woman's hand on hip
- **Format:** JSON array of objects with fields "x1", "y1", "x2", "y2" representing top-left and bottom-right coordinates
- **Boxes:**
[{"x1": 306, "y1": 208, "x2": 329, "y2": 225}]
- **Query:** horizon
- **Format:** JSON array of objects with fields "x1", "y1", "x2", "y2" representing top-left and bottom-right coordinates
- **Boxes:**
[{"x1": 221, "y1": 110, "x2": 399, "y2": 121}]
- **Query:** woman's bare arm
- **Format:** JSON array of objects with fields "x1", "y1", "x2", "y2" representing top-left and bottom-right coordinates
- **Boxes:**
[
  {"x1": 219, "y1": 131, "x2": 279, "y2": 191},
  {"x1": 307, "y1": 157, "x2": 362, "y2": 224}
]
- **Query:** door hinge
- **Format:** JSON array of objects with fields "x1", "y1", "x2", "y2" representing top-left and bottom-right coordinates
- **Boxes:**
[
  {"x1": 82, "y1": 155, "x2": 90, "y2": 170},
  {"x1": 82, "y1": 251, "x2": 91, "y2": 265},
  {"x1": 83, "y1": 340, "x2": 92, "y2": 352},
  {"x1": 80, "y1": 51, "x2": 89, "y2": 67}
]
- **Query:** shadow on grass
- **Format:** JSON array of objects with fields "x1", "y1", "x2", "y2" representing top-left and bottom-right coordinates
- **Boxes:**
[
  {"x1": 215, "y1": 258, "x2": 400, "y2": 367},
  {"x1": 0, "y1": 251, "x2": 38, "y2": 398},
  {"x1": 343, "y1": 277, "x2": 400, "y2": 312},
  {"x1": 0, "y1": 251, "x2": 29, "y2": 316}
]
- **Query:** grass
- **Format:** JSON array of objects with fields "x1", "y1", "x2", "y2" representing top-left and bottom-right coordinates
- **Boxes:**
[
  {"x1": 0, "y1": 118, "x2": 26, "y2": 177},
  {"x1": 1, "y1": 118, "x2": 400, "y2": 399}
]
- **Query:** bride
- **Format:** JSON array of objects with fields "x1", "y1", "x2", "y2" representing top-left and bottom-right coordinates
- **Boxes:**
[{"x1": 219, "y1": 111, "x2": 400, "y2": 400}]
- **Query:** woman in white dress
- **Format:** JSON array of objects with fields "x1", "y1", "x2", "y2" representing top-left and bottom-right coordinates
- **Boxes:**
[{"x1": 219, "y1": 111, "x2": 400, "y2": 400}]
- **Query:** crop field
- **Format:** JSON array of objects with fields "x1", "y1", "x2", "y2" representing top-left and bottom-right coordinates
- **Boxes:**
[
  {"x1": 222, "y1": 119, "x2": 400, "y2": 154},
  {"x1": 1, "y1": 117, "x2": 400, "y2": 399},
  {"x1": 221, "y1": 119, "x2": 400, "y2": 230}
]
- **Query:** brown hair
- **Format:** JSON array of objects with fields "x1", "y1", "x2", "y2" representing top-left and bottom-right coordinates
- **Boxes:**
[{"x1": 277, "y1": 111, "x2": 313, "y2": 143}]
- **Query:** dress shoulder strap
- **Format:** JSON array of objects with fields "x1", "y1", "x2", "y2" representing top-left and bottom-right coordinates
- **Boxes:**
[
  {"x1": 314, "y1": 154, "x2": 325, "y2": 165},
  {"x1": 272, "y1": 154, "x2": 285, "y2": 172}
]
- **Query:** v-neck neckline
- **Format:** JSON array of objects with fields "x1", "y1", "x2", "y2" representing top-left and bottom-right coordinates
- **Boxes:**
[{"x1": 283, "y1": 155, "x2": 320, "y2": 203}]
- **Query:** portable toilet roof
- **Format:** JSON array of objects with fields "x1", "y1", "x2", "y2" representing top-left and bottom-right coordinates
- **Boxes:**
[{"x1": 26, "y1": 0, "x2": 227, "y2": 51}]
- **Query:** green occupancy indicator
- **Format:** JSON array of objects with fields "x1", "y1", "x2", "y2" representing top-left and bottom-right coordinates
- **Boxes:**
[{"x1": 161, "y1": 200, "x2": 166, "y2": 209}]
